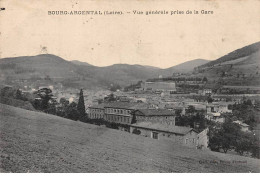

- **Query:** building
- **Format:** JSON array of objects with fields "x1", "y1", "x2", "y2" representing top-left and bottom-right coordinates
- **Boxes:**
[
  {"x1": 205, "y1": 112, "x2": 224, "y2": 123},
  {"x1": 197, "y1": 128, "x2": 209, "y2": 150},
  {"x1": 205, "y1": 102, "x2": 232, "y2": 123},
  {"x1": 88, "y1": 104, "x2": 106, "y2": 119},
  {"x1": 133, "y1": 109, "x2": 176, "y2": 126},
  {"x1": 141, "y1": 82, "x2": 176, "y2": 93},
  {"x1": 202, "y1": 89, "x2": 212, "y2": 96},
  {"x1": 130, "y1": 122, "x2": 199, "y2": 147},
  {"x1": 233, "y1": 120, "x2": 250, "y2": 132},
  {"x1": 206, "y1": 103, "x2": 232, "y2": 114},
  {"x1": 104, "y1": 102, "x2": 150, "y2": 125}
]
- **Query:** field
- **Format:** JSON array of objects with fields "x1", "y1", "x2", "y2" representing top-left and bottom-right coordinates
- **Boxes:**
[{"x1": 0, "y1": 103, "x2": 259, "y2": 173}]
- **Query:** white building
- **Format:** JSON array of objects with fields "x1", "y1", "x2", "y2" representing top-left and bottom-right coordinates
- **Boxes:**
[
  {"x1": 141, "y1": 82, "x2": 176, "y2": 93},
  {"x1": 233, "y1": 120, "x2": 250, "y2": 132}
]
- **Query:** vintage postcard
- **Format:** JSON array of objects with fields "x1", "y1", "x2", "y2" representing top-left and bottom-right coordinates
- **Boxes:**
[{"x1": 0, "y1": 0, "x2": 259, "y2": 173}]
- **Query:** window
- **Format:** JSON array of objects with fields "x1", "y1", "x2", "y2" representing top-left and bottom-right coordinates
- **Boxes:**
[
  {"x1": 192, "y1": 138, "x2": 195, "y2": 143},
  {"x1": 152, "y1": 132, "x2": 159, "y2": 139},
  {"x1": 185, "y1": 138, "x2": 188, "y2": 144}
]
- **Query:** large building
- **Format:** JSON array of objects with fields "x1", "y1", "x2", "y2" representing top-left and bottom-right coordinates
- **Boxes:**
[
  {"x1": 130, "y1": 122, "x2": 202, "y2": 147},
  {"x1": 104, "y1": 102, "x2": 150, "y2": 124},
  {"x1": 141, "y1": 82, "x2": 176, "y2": 93},
  {"x1": 88, "y1": 104, "x2": 106, "y2": 119},
  {"x1": 133, "y1": 109, "x2": 175, "y2": 126},
  {"x1": 88, "y1": 102, "x2": 209, "y2": 148}
]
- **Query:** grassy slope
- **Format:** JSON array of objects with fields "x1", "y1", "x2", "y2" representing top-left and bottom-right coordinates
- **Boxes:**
[
  {"x1": 194, "y1": 50, "x2": 260, "y2": 86},
  {"x1": 0, "y1": 104, "x2": 259, "y2": 173}
]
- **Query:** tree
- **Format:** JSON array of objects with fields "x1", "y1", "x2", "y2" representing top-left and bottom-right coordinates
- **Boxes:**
[
  {"x1": 132, "y1": 128, "x2": 141, "y2": 135},
  {"x1": 77, "y1": 89, "x2": 85, "y2": 119},
  {"x1": 202, "y1": 77, "x2": 208, "y2": 83},
  {"x1": 60, "y1": 97, "x2": 69, "y2": 107},
  {"x1": 186, "y1": 105, "x2": 195, "y2": 114},
  {"x1": 208, "y1": 121, "x2": 241, "y2": 153},
  {"x1": 251, "y1": 138, "x2": 260, "y2": 158},
  {"x1": 235, "y1": 132, "x2": 252, "y2": 155},
  {"x1": 208, "y1": 125, "x2": 222, "y2": 152},
  {"x1": 207, "y1": 96, "x2": 213, "y2": 103},
  {"x1": 1, "y1": 86, "x2": 16, "y2": 98},
  {"x1": 65, "y1": 102, "x2": 79, "y2": 121},
  {"x1": 35, "y1": 88, "x2": 53, "y2": 110},
  {"x1": 15, "y1": 89, "x2": 23, "y2": 100},
  {"x1": 110, "y1": 84, "x2": 121, "y2": 92},
  {"x1": 175, "y1": 109, "x2": 182, "y2": 116},
  {"x1": 104, "y1": 93, "x2": 117, "y2": 102}
]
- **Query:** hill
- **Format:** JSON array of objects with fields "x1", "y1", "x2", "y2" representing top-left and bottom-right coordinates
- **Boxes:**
[
  {"x1": 165, "y1": 59, "x2": 209, "y2": 74},
  {"x1": 193, "y1": 42, "x2": 260, "y2": 86},
  {"x1": 71, "y1": 60, "x2": 93, "y2": 67},
  {"x1": 198, "y1": 41, "x2": 260, "y2": 69},
  {"x1": 2, "y1": 41, "x2": 258, "y2": 90},
  {"x1": 0, "y1": 103, "x2": 259, "y2": 173},
  {"x1": 0, "y1": 54, "x2": 207, "y2": 89}
]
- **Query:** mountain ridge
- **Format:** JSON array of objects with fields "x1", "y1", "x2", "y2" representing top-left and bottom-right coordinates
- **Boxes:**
[
  {"x1": 0, "y1": 54, "x2": 208, "y2": 89},
  {"x1": 1, "y1": 41, "x2": 259, "y2": 89}
]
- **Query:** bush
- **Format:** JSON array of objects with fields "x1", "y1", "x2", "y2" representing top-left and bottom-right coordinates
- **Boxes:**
[{"x1": 132, "y1": 128, "x2": 141, "y2": 135}]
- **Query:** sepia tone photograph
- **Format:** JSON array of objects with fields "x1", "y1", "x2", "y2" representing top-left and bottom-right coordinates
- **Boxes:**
[{"x1": 0, "y1": 0, "x2": 259, "y2": 173}]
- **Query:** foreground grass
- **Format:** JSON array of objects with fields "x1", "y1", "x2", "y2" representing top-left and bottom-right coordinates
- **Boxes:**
[{"x1": 0, "y1": 103, "x2": 259, "y2": 173}]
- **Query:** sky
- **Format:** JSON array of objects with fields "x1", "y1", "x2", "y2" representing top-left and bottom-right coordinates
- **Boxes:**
[{"x1": 0, "y1": 0, "x2": 259, "y2": 68}]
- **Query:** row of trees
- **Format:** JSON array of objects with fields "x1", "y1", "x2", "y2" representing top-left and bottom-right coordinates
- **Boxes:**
[
  {"x1": 175, "y1": 103, "x2": 260, "y2": 158},
  {"x1": 32, "y1": 88, "x2": 86, "y2": 121},
  {"x1": 229, "y1": 99, "x2": 259, "y2": 129},
  {"x1": 147, "y1": 77, "x2": 208, "y2": 82},
  {"x1": 208, "y1": 121, "x2": 259, "y2": 158}
]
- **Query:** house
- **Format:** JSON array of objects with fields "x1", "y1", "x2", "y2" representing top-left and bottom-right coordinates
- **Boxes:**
[
  {"x1": 130, "y1": 122, "x2": 199, "y2": 147},
  {"x1": 208, "y1": 102, "x2": 232, "y2": 113},
  {"x1": 88, "y1": 104, "x2": 106, "y2": 119},
  {"x1": 206, "y1": 102, "x2": 232, "y2": 123},
  {"x1": 197, "y1": 128, "x2": 209, "y2": 150},
  {"x1": 202, "y1": 89, "x2": 212, "y2": 96},
  {"x1": 164, "y1": 102, "x2": 186, "y2": 115},
  {"x1": 233, "y1": 120, "x2": 250, "y2": 132},
  {"x1": 205, "y1": 112, "x2": 224, "y2": 123}
]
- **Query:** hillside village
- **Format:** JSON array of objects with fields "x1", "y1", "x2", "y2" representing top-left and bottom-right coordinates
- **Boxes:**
[{"x1": 0, "y1": 42, "x2": 260, "y2": 172}]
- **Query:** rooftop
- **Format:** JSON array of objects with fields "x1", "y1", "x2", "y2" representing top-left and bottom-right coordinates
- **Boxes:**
[
  {"x1": 89, "y1": 103, "x2": 107, "y2": 109},
  {"x1": 233, "y1": 120, "x2": 250, "y2": 127},
  {"x1": 134, "y1": 109, "x2": 175, "y2": 116},
  {"x1": 104, "y1": 102, "x2": 149, "y2": 110},
  {"x1": 131, "y1": 122, "x2": 197, "y2": 135}
]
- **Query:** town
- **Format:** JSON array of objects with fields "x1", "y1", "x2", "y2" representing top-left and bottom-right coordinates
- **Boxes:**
[
  {"x1": 1, "y1": 72, "x2": 259, "y2": 159},
  {"x1": 1, "y1": 0, "x2": 259, "y2": 172}
]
